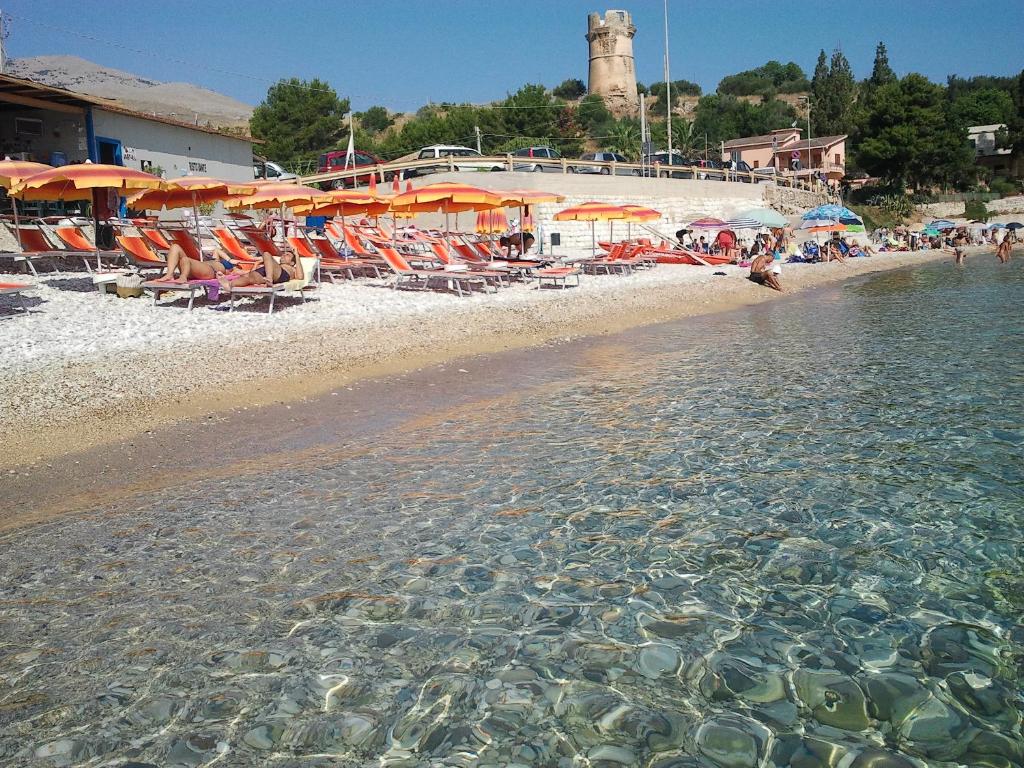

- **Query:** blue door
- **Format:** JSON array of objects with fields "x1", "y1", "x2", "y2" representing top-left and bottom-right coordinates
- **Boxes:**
[{"x1": 95, "y1": 137, "x2": 126, "y2": 217}]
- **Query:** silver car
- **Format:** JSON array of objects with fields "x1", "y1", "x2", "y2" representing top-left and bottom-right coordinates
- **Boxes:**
[{"x1": 577, "y1": 152, "x2": 639, "y2": 176}]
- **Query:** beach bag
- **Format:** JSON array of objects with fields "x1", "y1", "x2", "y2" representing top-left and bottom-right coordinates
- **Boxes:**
[{"x1": 115, "y1": 272, "x2": 144, "y2": 299}]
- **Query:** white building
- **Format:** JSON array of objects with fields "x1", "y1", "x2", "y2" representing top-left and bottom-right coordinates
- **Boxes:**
[{"x1": 0, "y1": 73, "x2": 254, "y2": 184}]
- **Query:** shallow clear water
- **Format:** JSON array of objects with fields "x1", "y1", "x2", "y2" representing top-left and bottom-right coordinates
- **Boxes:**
[{"x1": 2, "y1": 259, "x2": 1022, "y2": 768}]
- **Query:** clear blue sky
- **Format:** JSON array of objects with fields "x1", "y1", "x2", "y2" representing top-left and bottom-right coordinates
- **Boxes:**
[{"x1": 4, "y1": 0, "x2": 1021, "y2": 112}]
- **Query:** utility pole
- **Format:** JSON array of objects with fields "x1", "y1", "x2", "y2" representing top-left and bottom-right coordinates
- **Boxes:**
[
  {"x1": 0, "y1": 9, "x2": 8, "y2": 75},
  {"x1": 663, "y1": 0, "x2": 672, "y2": 157},
  {"x1": 474, "y1": 125, "x2": 482, "y2": 154},
  {"x1": 639, "y1": 92, "x2": 647, "y2": 176}
]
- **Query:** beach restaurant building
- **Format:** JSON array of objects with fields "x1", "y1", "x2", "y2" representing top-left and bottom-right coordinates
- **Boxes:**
[
  {"x1": 723, "y1": 128, "x2": 847, "y2": 179},
  {"x1": 0, "y1": 73, "x2": 253, "y2": 185}
]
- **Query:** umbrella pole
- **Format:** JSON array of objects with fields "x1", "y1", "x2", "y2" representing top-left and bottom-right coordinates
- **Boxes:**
[
  {"x1": 11, "y1": 196, "x2": 22, "y2": 252},
  {"x1": 192, "y1": 191, "x2": 202, "y2": 258},
  {"x1": 591, "y1": 220, "x2": 596, "y2": 259},
  {"x1": 93, "y1": 188, "x2": 102, "y2": 271}
]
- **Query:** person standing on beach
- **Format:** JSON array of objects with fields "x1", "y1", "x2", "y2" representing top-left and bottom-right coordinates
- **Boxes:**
[{"x1": 996, "y1": 236, "x2": 1011, "y2": 263}]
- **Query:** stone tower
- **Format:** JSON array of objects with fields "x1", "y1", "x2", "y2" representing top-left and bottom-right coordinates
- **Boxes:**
[{"x1": 586, "y1": 10, "x2": 639, "y2": 116}]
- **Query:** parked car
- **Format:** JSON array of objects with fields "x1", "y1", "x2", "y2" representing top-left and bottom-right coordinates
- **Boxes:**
[
  {"x1": 577, "y1": 151, "x2": 638, "y2": 176},
  {"x1": 253, "y1": 160, "x2": 297, "y2": 182},
  {"x1": 640, "y1": 151, "x2": 694, "y2": 178},
  {"x1": 317, "y1": 149, "x2": 391, "y2": 189},
  {"x1": 751, "y1": 166, "x2": 778, "y2": 183},
  {"x1": 408, "y1": 145, "x2": 503, "y2": 178},
  {"x1": 512, "y1": 146, "x2": 574, "y2": 172}
]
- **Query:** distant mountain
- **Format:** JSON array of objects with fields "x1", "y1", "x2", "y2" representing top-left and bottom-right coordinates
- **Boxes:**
[{"x1": 7, "y1": 55, "x2": 254, "y2": 130}]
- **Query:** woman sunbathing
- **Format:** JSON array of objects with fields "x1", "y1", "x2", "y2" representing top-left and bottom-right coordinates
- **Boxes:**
[
  {"x1": 221, "y1": 249, "x2": 303, "y2": 291},
  {"x1": 155, "y1": 244, "x2": 244, "y2": 282}
]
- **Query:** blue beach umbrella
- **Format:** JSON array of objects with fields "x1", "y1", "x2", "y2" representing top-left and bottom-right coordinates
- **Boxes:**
[
  {"x1": 1006, "y1": 222, "x2": 1023, "y2": 230},
  {"x1": 801, "y1": 204, "x2": 861, "y2": 222},
  {"x1": 929, "y1": 219, "x2": 956, "y2": 231},
  {"x1": 988, "y1": 223, "x2": 1006, "y2": 229}
]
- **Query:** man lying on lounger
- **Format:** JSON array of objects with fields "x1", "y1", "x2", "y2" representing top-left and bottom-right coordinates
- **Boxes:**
[
  {"x1": 219, "y1": 248, "x2": 303, "y2": 291},
  {"x1": 155, "y1": 245, "x2": 246, "y2": 282},
  {"x1": 749, "y1": 251, "x2": 782, "y2": 292}
]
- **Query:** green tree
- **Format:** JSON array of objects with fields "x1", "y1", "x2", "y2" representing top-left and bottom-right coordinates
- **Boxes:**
[
  {"x1": 810, "y1": 49, "x2": 856, "y2": 137},
  {"x1": 577, "y1": 94, "x2": 613, "y2": 135},
  {"x1": 718, "y1": 61, "x2": 808, "y2": 96},
  {"x1": 869, "y1": 42, "x2": 896, "y2": 87},
  {"x1": 606, "y1": 119, "x2": 641, "y2": 159},
  {"x1": 856, "y1": 74, "x2": 974, "y2": 190},
  {"x1": 552, "y1": 78, "x2": 586, "y2": 100},
  {"x1": 672, "y1": 118, "x2": 699, "y2": 156},
  {"x1": 949, "y1": 88, "x2": 1015, "y2": 128},
  {"x1": 250, "y1": 78, "x2": 349, "y2": 162},
  {"x1": 502, "y1": 83, "x2": 564, "y2": 142},
  {"x1": 690, "y1": 94, "x2": 797, "y2": 147},
  {"x1": 356, "y1": 105, "x2": 393, "y2": 133}
]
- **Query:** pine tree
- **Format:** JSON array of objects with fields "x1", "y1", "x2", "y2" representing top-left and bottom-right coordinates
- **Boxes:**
[
  {"x1": 869, "y1": 42, "x2": 897, "y2": 87},
  {"x1": 826, "y1": 50, "x2": 856, "y2": 136}
]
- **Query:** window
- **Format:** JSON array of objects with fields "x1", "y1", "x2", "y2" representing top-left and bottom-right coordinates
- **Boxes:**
[
  {"x1": 331, "y1": 155, "x2": 348, "y2": 167},
  {"x1": 356, "y1": 153, "x2": 375, "y2": 164},
  {"x1": 419, "y1": 149, "x2": 433, "y2": 159},
  {"x1": 513, "y1": 148, "x2": 530, "y2": 156},
  {"x1": 15, "y1": 117, "x2": 43, "y2": 136},
  {"x1": 834, "y1": 153, "x2": 841, "y2": 166},
  {"x1": 318, "y1": 154, "x2": 327, "y2": 167},
  {"x1": 753, "y1": 160, "x2": 760, "y2": 168}
]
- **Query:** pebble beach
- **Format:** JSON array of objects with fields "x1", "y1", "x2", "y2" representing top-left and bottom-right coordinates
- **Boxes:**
[{"x1": 2, "y1": 246, "x2": 959, "y2": 476}]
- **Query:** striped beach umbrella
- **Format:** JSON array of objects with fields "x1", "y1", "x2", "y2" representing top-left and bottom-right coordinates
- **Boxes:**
[
  {"x1": 722, "y1": 216, "x2": 762, "y2": 230},
  {"x1": 621, "y1": 204, "x2": 661, "y2": 222},
  {"x1": 497, "y1": 190, "x2": 566, "y2": 206}
]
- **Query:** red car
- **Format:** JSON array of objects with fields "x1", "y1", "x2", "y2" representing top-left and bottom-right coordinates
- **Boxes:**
[{"x1": 317, "y1": 149, "x2": 392, "y2": 189}]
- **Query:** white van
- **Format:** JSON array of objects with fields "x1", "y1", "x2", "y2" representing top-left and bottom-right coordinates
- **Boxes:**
[
  {"x1": 253, "y1": 160, "x2": 297, "y2": 181},
  {"x1": 409, "y1": 145, "x2": 503, "y2": 177}
]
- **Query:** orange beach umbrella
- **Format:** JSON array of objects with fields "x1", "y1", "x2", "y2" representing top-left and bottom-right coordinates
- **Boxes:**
[
  {"x1": 128, "y1": 176, "x2": 258, "y2": 248},
  {"x1": 293, "y1": 189, "x2": 390, "y2": 217},
  {"x1": 10, "y1": 162, "x2": 165, "y2": 201},
  {"x1": 0, "y1": 160, "x2": 53, "y2": 189},
  {"x1": 475, "y1": 209, "x2": 509, "y2": 234},
  {"x1": 389, "y1": 181, "x2": 501, "y2": 214},
  {"x1": 0, "y1": 160, "x2": 53, "y2": 250},
  {"x1": 128, "y1": 176, "x2": 256, "y2": 210},
  {"x1": 554, "y1": 201, "x2": 630, "y2": 256},
  {"x1": 224, "y1": 182, "x2": 329, "y2": 211},
  {"x1": 11, "y1": 162, "x2": 166, "y2": 267}
]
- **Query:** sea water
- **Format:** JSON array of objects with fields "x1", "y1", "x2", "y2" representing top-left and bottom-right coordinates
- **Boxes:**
[{"x1": 1, "y1": 259, "x2": 1022, "y2": 767}]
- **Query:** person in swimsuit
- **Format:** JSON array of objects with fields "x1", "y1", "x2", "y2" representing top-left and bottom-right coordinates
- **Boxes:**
[
  {"x1": 221, "y1": 248, "x2": 303, "y2": 291},
  {"x1": 749, "y1": 251, "x2": 782, "y2": 291},
  {"x1": 499, "y1": 232, "x2": 535, "y2": 259},
  {"x1": 155, "y1": 244, "x2": 243, "y2": 282}
]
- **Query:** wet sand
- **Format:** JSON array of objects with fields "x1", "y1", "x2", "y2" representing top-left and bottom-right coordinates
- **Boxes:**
[{"x1": 1, "y1": 249, "x2": 961, "y2": 530}]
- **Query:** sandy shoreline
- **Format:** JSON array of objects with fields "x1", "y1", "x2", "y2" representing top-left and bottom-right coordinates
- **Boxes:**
[{"x1": 1, "y1": 248, "x2": 959, "y2": 477}]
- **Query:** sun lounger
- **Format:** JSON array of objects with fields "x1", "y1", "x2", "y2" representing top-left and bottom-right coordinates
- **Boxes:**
[
  {"x1": 378, "y1": 248, "x2": 491, "y2": 297},
  {"x1": 139, "y1": 227, "x2": 172, "y2": 251},
  {"x1": 228, "y1": 256, "x2": 318, "y2": 313},
  {"x1": 165, "y1": 228, "x2": 203, "y2": 261},
  {"x1": 534, "y1": 266, "x2": 581, "y2": 289},
  {"x1": 308, "y1": 237, "x2": 384, "y2": 280},
  {"x1": 210, "y1": 227, "x2": 260, "y2": 264},
  {"x1": 0, "y1": 281, "x2": 31, "y2": 313},
  {"x1": 140, "y1": 278, "x2": 213, "y2": 310},
  {"x1": 115, "y1": 235, "x2": 167, "y2": 273},
  {"x1": 238, "y1": 228, "x2": 282, "y2": 258},
  {"x1": 1, "y1": 225, "x2": 97, "y2": 274}
]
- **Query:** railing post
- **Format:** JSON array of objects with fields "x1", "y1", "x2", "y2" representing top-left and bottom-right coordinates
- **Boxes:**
[
  {"x1": 654, "y1": 162, "x2": 662, "y2": 178},
  {"x1": 506, "y1": 154, "x2": 513, "y2": 172},
  {"x1": 560, "y1": 157, "x2": 567, "y2": 174},
  {"x1": 448, "y1": 156, "x2": 455, "y2": 173},
  {"x1": 610, "y1": 161, "x2": 617, "y2": 176}
]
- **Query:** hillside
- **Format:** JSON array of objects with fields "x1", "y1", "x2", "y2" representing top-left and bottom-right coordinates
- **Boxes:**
[{"x1": 7, "y1": 55, "x2": 254, "y2": 129}]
